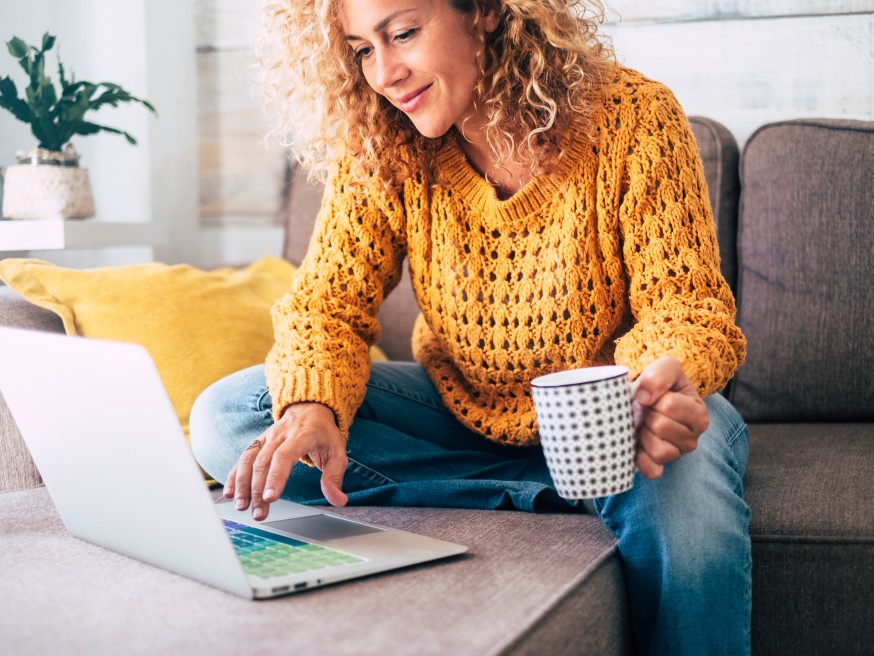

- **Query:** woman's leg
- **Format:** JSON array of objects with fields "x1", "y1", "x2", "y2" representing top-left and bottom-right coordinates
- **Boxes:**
[
  {"x1": 191, "y1": 361, "x2": 578, "y2": 512},
  {"x1": 190, "y1": 364, "x2": 274, "y2": 485},
  {"x1": 592, "y1": 394, "x2": 752, "y2": 656}
]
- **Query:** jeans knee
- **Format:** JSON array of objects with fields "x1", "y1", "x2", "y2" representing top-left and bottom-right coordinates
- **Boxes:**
[{"x1": 189, "y1": 364, "x2": 271, "y2": 483}]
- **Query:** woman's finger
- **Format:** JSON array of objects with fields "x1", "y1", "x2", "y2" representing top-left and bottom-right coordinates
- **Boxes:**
[
  {"x1": 635, "y1": 448, "x2": 664, "y2": 480},
  {"x1": 311, "y1": 446, "x2": 349, "y2": 508},
  {"x1": 233, "y1": 431, "x2": 274, "y2": 511},
  {"x1": 651, "y1": 391, "x2": 709, "y2": 442},
  {"x1": 638, "y1": 422, "x2": 684, "y2": 465},
  {"x1": 247, "y1": 431, "x2": 287, "y2": 519},
  {"x1": 223, "y1": 464, "x2": 238, "y2": 499},
  {"x1": 642, "y1": 403, "x2": 698, "y2": 455},
  {"x1": 262, "y1": 442, "x2": 303, "y2": 504}
]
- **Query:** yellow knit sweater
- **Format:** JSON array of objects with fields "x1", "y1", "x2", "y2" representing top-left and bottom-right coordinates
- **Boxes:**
[{"x1": 266, "y1": 67, "x2": 746, "y2": 446}]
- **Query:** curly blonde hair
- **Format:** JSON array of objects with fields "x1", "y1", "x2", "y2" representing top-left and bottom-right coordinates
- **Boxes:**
[{"x1": 258, "y1": 0, "x2": 615, "y2": 189}]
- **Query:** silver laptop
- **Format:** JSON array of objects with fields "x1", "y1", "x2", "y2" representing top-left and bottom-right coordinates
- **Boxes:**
[{"x1": 0, "y1": 327, "x2": 467, "y2": 599}]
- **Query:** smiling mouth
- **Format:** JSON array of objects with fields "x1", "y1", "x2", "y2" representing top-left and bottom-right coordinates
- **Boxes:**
[{"x1": 396, "y1": 84, "x2": 432, "y2": 112}]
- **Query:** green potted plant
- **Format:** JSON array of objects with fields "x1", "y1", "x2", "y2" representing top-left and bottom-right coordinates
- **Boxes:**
[{"x1": 0, "y1": 32, "x2": 156, "y2": 219}]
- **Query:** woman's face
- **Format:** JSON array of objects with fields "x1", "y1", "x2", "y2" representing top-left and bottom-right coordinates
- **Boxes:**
[{"x1": 339, "y1": 0, "x2": 498, "y2": 139}]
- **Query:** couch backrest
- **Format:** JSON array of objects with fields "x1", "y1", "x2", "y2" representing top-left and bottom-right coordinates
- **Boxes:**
[
  {"x1": 728, "y1": 119, "x2": 874, "y2": 422},
  {"x1": 688, "y1": 116, "x2": 740, "y2": 294},
  {"x1": 282, "y1": 116, "x2": 739, "y2": 362},
  {"x1": 0, "y1": 286, "x2": 59, "y2": 491}
]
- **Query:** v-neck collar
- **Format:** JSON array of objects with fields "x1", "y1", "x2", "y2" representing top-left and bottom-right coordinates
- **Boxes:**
[{"x1": 433, "y1": 132, "x2": 586, "y2": 225}]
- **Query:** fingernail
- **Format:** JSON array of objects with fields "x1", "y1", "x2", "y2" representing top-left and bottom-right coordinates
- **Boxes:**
[
  {"x1": 264, "y1": 487, "x2": 275, "y2": 501},
  {"x1": 253, "y1": 507, "x2": 264, "y2": 520},
  {"x1": 637, "y1": 389, "x2": 651, "y2": 404},
  {"x1": 234, "y1": 498, "x2": 245, "y2": 510}
]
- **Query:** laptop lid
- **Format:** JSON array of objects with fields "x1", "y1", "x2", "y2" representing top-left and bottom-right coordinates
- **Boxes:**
[
  {"x1": 0, "y1": 327, "x2": 466, "y2": 599},
  {"x1": 0, "y1": 327, "x2": 254, "y2": 597}
]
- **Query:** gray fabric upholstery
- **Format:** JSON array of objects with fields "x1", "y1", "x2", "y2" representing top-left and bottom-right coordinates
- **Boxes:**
[
  {"x1": 0, "y1": 487, "x2": 628, "y2": 656},
  {"x1": 745, "y1": 423, "x2": 874, "y2": 655},
  {"x1": 0, "y1": 285, "x2": 63, "y2": 492},
  {"x1": 0, "y1": 284, "x2": 64, "y2": 332},
  {"x1": 282, "y1": 163, "x2": 419, "y2": 361},
  {"x1": 746, "y1": 423, "x2": 874, "y2": 542},
  {"x1": 688, "y1": 116, "x2": 740, "y2": 293},
  {"x1": 730, "y1": 119, "x2": 874, "y2": 422}
]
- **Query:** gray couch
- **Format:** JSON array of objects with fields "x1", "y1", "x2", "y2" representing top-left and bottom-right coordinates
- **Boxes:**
[{"x1": 1, "y1": 117, "x2": 872, "y2": 655}]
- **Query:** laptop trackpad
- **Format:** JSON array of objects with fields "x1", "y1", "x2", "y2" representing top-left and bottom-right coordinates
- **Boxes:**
[{"x1": 264, "y1": 514, "x2": 383, "y2": 541}]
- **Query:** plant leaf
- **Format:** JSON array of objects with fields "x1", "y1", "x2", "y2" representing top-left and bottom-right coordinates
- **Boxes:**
[
  {"x1": 36, "y1": 114, "x2": 62, "y2": 151},
  {"x1": 58, "y1": 60, "x2": 69, "y2": 88},
  {"x1": 4, "y1": 35, "x2": 155, "y2": 149},
  {"x1": 66, "y1": 120, "x2": 132, "y2": 141},
  {"x1": 7, "y1": 37, "x2": 27, "y2": 59},
  {"x1": 0, "y1": 76, "x2": 34, "y2": 124}
]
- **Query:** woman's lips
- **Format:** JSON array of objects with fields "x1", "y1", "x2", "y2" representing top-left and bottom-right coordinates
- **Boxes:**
[{"x1": 396, "y1": 83, "x2": 432, "y2": 113}]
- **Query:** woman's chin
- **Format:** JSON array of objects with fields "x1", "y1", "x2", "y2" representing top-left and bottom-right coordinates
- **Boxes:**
[{"x1": 408, "y1": 119, "x2": 453, "y2": 140}]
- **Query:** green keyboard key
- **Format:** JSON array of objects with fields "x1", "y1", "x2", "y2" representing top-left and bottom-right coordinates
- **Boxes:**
[{"x1": 224, "y1": 520, "x2": 367, "y2": 577}]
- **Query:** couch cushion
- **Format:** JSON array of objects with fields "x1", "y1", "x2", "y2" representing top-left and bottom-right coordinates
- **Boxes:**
[
  {"x1": 0, "y1": 285, "x2": 62, "y2": 492},
  {"x1": 688, "y1": 116, "x2": 740, "y2": 294},
  {"x1": 0, "y1": 487, "x2": 631, "y2": 655},
  {"x1": 0, "y1": 285, "x2": 65, "y2": 332},
  {"x1": 730, "y1": 119, "x2": 874, "y2": 422},
  {"x1": 0, "y1": 257, "x2": 377, "y2": 444},
  {"x1": 745, "y1": 423, "x2": 874, "y2": 655}
]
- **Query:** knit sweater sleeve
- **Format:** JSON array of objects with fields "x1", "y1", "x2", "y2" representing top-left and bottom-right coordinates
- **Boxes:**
[
  {"x1": 265, "y1": 158, "x2": 406, "y2": 436},
  {"x1": 612, "y1": 85, "x2": 746, "y2": 395}
]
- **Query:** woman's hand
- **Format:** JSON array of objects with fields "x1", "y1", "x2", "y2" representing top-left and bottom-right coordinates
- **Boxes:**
[
  {"x1": 223, "y1": 402, "x2": 349, "y2": 520},
  {"x1": 632, "y1": 356, "x2": 710, "y2": 479}
]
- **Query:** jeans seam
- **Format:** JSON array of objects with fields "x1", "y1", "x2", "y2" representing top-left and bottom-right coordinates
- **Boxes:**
[
  {"x1": 346, "y1": 456, "x2": 397, "y2": 486},
  {"x1": 254, "y1": 388, "x2": 272, "y2": 413},
  {"x1": 725, "y1": 419, "x2": 748, "y2": 449}
]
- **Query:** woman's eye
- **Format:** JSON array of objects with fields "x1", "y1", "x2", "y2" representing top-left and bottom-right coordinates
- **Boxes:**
[
  {"x1": 354, "y1": 46, "x2": 372, "y2": 60},
  {"x1": 394, "y1": 28, "x2": 417, "y2": 42}
]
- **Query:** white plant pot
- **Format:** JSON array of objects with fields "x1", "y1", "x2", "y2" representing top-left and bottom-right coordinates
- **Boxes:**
[{"x1": 1, "y1": 147, "x2": 96, "y2": 220}]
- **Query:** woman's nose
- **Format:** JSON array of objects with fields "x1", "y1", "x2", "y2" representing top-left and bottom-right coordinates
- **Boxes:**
[{"x1": 372, "y1": 48, "x2": 408, "y2": 89}]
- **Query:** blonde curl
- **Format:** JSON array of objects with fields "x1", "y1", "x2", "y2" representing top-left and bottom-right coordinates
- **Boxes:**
[{"x1": 257, "y1": 0, "x2": 615, "y2": 190}]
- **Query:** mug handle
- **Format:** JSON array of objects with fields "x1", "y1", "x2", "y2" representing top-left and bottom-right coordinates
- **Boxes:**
[{"x1": 629, "y1": 376, "x2": 645, "y2": 432}]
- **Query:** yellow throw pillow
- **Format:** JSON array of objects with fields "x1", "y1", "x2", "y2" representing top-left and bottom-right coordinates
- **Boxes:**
[{"x1": 0, "y1": 256, "x2": 387, "y2": 445}]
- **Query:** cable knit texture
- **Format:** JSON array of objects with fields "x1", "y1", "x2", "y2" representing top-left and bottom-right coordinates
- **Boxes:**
[{"x1": 267, "y1": 67, "x2": 746, "y2": 445}]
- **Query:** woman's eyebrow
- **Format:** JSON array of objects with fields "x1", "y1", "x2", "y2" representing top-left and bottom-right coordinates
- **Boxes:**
[{"x1": 344, "y1": 8, "x2": 418, "y2": 41}]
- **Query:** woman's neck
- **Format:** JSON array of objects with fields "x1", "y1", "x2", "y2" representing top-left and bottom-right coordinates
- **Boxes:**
[{"x1": 455, "y1": 127, "x2": 534, "y2": 200}]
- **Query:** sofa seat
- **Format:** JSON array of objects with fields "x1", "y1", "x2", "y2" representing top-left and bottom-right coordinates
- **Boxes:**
[
  {"x1": 746, "y1": 424, "x2": 874, "y2": 654},
  {"x1": 0, "y1": 486, "x2": 632, "y2": 656}
]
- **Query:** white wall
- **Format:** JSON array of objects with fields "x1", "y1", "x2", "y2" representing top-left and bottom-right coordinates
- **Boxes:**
[
  {"x1": 195, "y1": 0, "x2": 286, "y2": 267},
  {"x1": 2, "y1": 1, "x2": 872, "y2": 267},
  {"x1": 602, "y1": 0, "x2": 874, "y2": 145},
  {"x1": 0, "y1": 0, "x2": 197, "y2": 266}
]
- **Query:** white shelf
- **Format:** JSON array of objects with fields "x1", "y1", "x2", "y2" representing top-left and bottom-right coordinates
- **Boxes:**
[{"x1": 0, "y1": 219, "x2": 167, "y2": 252}]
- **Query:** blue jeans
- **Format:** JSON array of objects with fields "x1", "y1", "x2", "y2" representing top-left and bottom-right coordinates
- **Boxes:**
[{"x1": 191, "y1": 361, "x2": 751, "y2": 656}]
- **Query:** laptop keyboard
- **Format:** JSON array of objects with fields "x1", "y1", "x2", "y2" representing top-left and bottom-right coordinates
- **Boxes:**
[{"x1": 223, "y1": 519, "x2": 365, "y2": 579}]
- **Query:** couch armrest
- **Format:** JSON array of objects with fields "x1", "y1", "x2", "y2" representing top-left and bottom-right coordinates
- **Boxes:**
[{"x1": 0, "y1": 285, "x2": 64, "y2": 492}]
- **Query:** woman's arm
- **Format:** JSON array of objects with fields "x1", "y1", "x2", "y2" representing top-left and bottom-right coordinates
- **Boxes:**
[
  {"x1": 613, "y1": 84, "x2": 745, "y2": 396},
  {"x1": 229, "y1": 158, "x2": 407, "y2": 518},
  {"x1": 266, "y1": 157, "x2": 408, "y2": 435},
  {"x1": 612, "y1": 84, "x2": 745, "y2": 477}
]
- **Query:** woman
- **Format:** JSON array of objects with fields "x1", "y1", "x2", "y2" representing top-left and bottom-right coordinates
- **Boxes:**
[{"x1": 191, "y1": 1, "x2": 751, "y2": 653}]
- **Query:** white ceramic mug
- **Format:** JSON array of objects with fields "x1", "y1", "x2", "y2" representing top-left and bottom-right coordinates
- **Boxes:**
[{"x1": 531, "y1": 365, "x2": 641, "y2": 499}]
